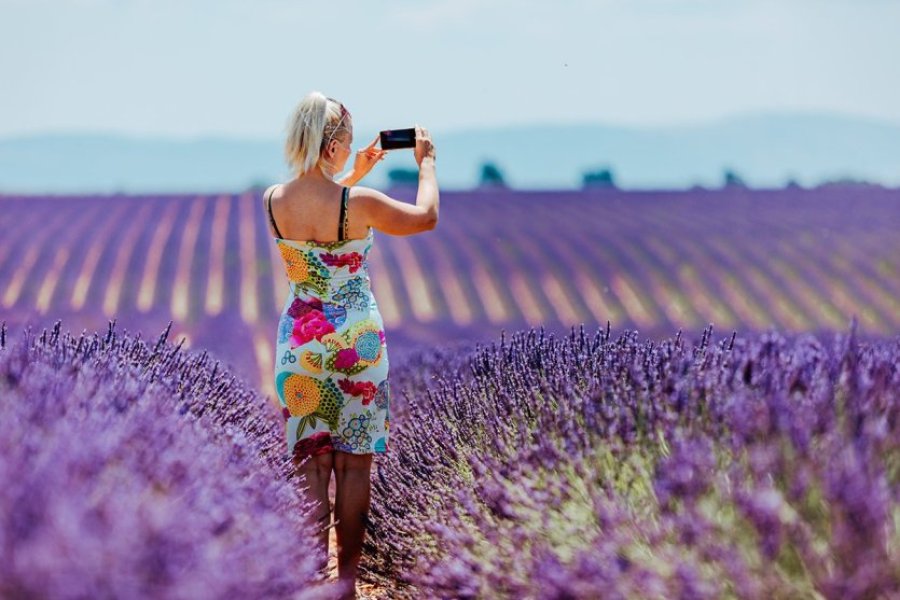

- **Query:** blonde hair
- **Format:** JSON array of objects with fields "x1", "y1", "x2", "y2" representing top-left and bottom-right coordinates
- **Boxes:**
[{"x1": 284, "y1": 91, "x2": 351, "y2": 177}]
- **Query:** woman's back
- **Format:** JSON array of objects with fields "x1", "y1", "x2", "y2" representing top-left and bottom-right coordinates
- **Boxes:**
[
  {"x1": 265, "y1": 180, "x2": 373, "y2": 243},
  {"x1": 267, "y1": 178, "x2": 439, "y2": 240}
]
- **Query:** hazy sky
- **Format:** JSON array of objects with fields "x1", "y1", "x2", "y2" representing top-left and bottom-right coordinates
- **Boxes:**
[{"x1": 1, "y1": 0, "x2": 898, "y2": 138}]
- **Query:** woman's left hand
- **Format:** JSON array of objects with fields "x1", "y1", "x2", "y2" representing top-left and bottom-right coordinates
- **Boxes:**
[{"x1": 352, "y1": 134, "x2": 388, "y2": 178}]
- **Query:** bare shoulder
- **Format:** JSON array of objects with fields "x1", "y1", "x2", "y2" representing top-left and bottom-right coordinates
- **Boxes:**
[
  {"x1": 263, "y1": 183, "x2": 281, "y2": 201},
  {"x1": 348, "y1": 185, "x2": 393, "y2": 205},
  {"x1": 348, "y1": 185, "x2": 411, "y2": 218}
]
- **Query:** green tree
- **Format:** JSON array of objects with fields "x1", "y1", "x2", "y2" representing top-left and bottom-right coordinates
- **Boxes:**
[
  {"x1": 723, "y1": 168, "x2": 747, "y2": 188},
  {"x1": 479, "y1": 161, "x2": 507, "y2": 187},
  {"x1": 582, "y1": 166, "x2": 617, "y2": 189},
  {"x1": 387, "y1": 168, "x2": 419, "y2": 187}
]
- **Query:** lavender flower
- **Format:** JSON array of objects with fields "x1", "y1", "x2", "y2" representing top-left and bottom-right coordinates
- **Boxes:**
[{"x1": 0, "y1": 319, "x2": 341, "y2": 599}]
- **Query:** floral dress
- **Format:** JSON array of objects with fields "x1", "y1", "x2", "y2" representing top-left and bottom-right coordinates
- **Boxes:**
[{"x1": 267, "y1": 186, "x2": 390, "y2": 460}]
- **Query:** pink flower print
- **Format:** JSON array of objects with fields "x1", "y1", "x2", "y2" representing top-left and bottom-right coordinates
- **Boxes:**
[
  {"x1": 290, "y1": 310, "x2": 335, "y2": 347},
  {"x1": 321, "y1": 252, "x2": 363, "y2": 273},
  {"x1": 334, "y1": 347, "x2": 360, "y2": 370},
  {"x1": 338, "y1": 378, "x2": 378, "y2": 405},
  {"x1": 378, "y1": 330, "x2": 386, "y2": 343},
  {"x1": 288, "y1": 296, "x2": 324, "y2": 319}
]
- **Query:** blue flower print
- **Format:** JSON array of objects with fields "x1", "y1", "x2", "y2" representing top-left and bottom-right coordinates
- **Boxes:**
[
  {"x1": 332, "y1": 277, "x2": 369, "y2": 311},
  {"x1": 323, "y1": 302, "x2": 347, "y2": 328},
  {"x1": 277, "y1": 313, "x2": 293, "y2": 344},
  {"x1": 340, "y1": 413, "x2": 374, "y2": 451},
  {"x1": 355, "y1": 331, "x2": 381, "y2": 362}
]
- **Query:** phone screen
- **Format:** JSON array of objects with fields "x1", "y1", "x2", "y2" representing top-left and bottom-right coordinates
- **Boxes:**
[{"x1": 380, "y1": 128, "x2": 416, "y2": 150}]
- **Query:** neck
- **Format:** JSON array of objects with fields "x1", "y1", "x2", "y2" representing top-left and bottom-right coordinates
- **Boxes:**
[
  {"x1": 321, "y1": 158, "x2": 340, "y2": 180},
  {"x1": 300, "y1": 163, "x2": 335, "y2": 183}
]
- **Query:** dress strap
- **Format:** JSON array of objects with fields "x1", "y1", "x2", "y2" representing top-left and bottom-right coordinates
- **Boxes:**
[
  {"x1": 266, "y1": 186, "x2": 284, "y2": 239},
  {"x1": 338, "y1": 186, "x2": 349, "y2": 241}
]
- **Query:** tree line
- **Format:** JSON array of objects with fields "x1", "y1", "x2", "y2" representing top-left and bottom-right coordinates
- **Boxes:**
[{"x1": 385, "y1": 162, "x2": 884, "y2": 191}]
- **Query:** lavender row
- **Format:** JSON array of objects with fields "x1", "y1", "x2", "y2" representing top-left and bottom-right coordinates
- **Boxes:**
[
  {"x1": 1, "y1": 187, "x2": 898, "y2": 387},
  {"x1": 0, "y1": 319, "x2": 339, "y2": 600},
  {"x1": 363, "y1": 321, "x2": 900, "y2": 598}
]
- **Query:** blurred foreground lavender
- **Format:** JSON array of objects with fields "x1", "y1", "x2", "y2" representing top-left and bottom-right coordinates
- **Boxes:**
[
  {"x1": 2, "y1": 316, "x2": 898, "y2": 599},
  {"x1": 0, "y1": 319, "x2": 339, "y2": 600},
  {"x1": 366, "y1": 321, "x2": 900, "y2": 599}
]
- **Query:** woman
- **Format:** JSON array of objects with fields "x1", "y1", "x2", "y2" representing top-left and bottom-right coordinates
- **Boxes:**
[{"x1": 263, "y1": 91, "x2": 438, "y2": 598}]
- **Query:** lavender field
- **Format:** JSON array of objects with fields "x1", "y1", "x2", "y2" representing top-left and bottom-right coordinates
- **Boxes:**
[
  {"x1": 369, "y1": 320, "x2": 899, "y2": 598},
  {"x1": 1, "y1": 186, "x2": 898, "y2": 598},
  {"x1": 0, "y1": 186, "x2": 897, "y2": 412},
  {"x1": 0, "y1": 321, "x2": 341, "y2": 599},
  {"x1": 1, "y1": 318, "x2": 897, "y2": 598}
]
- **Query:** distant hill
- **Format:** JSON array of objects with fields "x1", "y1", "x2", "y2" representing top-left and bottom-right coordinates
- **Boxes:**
[{"x1": 1, "y1": 111, "x2": 899, "y2": 193}]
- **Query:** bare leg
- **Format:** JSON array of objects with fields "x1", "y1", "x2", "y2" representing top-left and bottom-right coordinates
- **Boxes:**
[
  {"x1": 294, "y1": 451, "x2": 334, "y2": 574},
  {"x1": 333, "y1": 451, "x2": 373, "y2": 599}
]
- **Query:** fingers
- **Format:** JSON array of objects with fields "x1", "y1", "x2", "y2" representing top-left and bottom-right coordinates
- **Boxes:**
[
  {"x1": 368, "y1": 133, "x2": 380, "y2": 149},
  {"x1": 357, "y1": 146, "x2": 388, "y2": 162}
]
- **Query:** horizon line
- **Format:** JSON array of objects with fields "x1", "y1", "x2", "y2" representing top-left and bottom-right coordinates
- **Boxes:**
[{"x1": 2, "y1": 107, "x2": 899, "y2": 142}]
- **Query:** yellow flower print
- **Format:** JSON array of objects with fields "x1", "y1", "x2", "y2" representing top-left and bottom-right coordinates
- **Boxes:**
[
  {"x1": 300, "y1": 350, "x2": 324, "y2": 374},
  {"x1": 283, "y1": 374, "x2": 321, "y2": 417},
  {"x1": 278, "y1": 243, "x2": 309, "y2": 282}
]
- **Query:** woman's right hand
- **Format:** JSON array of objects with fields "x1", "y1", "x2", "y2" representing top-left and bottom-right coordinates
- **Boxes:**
[{"x1": 414, "y1": 124, "x2": 436, "y2": 167}]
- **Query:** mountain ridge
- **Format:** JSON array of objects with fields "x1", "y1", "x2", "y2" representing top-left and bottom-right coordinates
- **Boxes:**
[{"x1": 2, "y1": 111, "x2": 899, "y2": 193}]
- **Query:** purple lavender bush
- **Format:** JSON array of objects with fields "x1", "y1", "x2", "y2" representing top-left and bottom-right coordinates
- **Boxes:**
[
  {"x1": 0, "y1": 319, "x2": 338, "y2": 600},
  {"x1": 363, "y1": 321, "x2": 900, "y2": 599}
]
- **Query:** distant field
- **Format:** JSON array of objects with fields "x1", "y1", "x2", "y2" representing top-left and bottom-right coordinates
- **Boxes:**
[{"x1": 0, "y1": 186, "x2": 897, "y2": 401}]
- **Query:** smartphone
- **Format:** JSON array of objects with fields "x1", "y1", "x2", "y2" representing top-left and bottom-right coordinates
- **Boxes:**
[{"x1": 379, "y1": 127, "x2": 417, "y2": 150}]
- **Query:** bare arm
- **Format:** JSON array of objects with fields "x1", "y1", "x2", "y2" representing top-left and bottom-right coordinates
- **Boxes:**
[
  {"x1": 338, "y1": 133, "x2": 388, "y2": 187},
  {"x1": 415, "y1": 156, "x2": 439, "y2": 224},
  {"x1": 354, "y1": 166, "x2": 439, "y2": 236},
  {"x1": 354, "y1": 125, "x2": 439, "y2": 236},
  {"x1": 412, "y1": 125, "x2": 438, "y2": 227}
]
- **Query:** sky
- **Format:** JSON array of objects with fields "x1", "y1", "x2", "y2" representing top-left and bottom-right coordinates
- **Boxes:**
[{"x1": 1, "y1": 0, "x2": 899, "y2": 139}]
